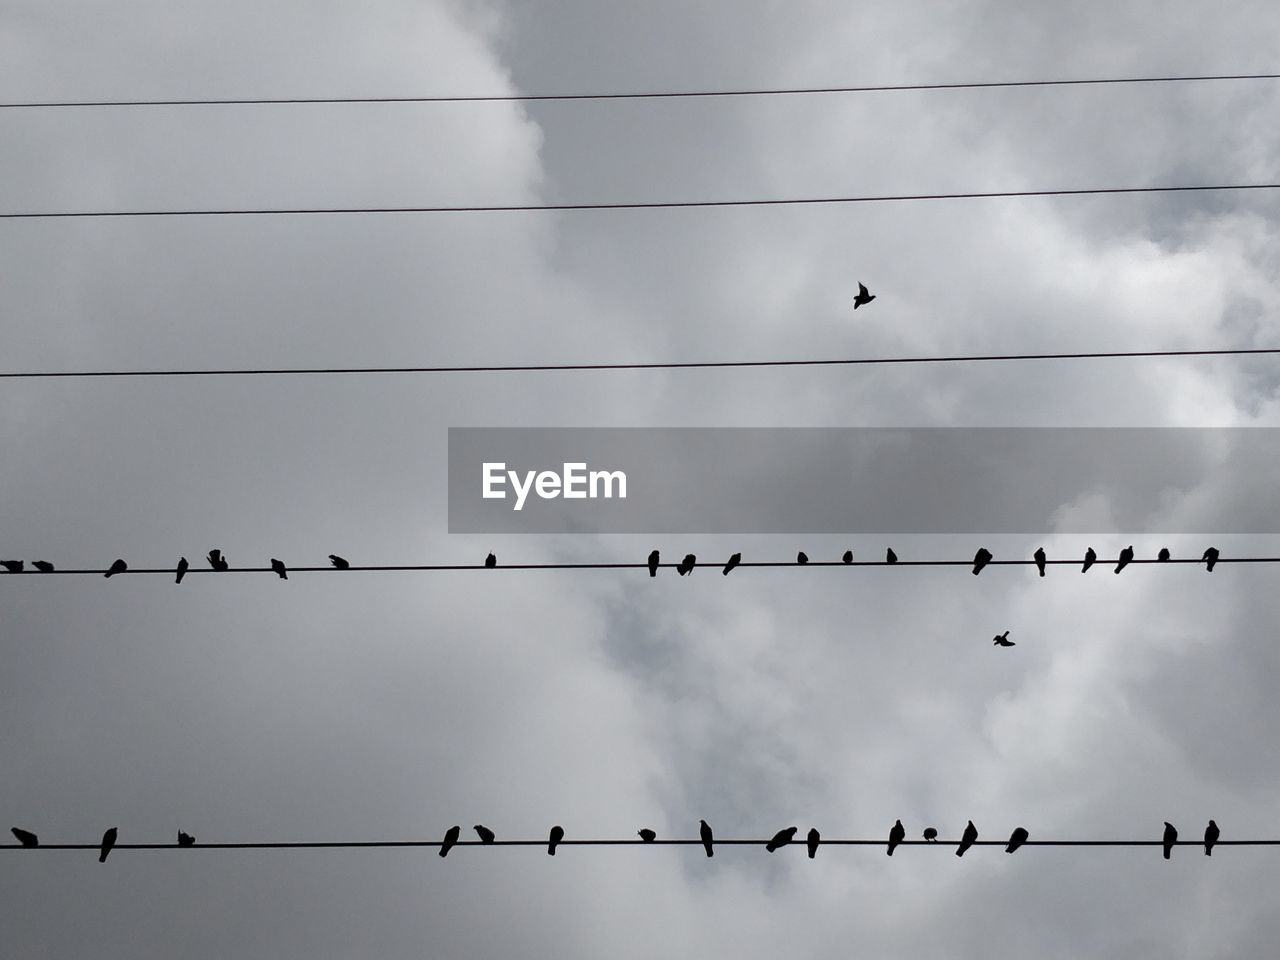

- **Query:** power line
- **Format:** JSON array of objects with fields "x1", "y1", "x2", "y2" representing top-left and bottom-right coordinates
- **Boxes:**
[
  {"x1": 1, "y1": 72, "x2": 1277, "y2": 109},
  {"x1": 1, "y1": 183, "x2": 1278, "y2": 220},
  {"x1": 1, "y1": 346, "x2": 1276, "y2": 380}
]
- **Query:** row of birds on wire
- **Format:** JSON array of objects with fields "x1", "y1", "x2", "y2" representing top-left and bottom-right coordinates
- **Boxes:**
[
  {"x1": 6, "y1": 819, "x2": 1219, "y2": 862},
  {"x1": 0, "y1": 545, "x2": 1227, "y2": 579}
]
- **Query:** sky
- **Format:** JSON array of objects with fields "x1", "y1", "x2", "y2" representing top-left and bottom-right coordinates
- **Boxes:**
[{"x1": 2, "y1": 0, "x2": 1280, "y2": 956}]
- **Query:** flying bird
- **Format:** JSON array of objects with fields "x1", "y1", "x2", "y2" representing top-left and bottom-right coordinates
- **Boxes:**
[
  {"x1": 439, "y1": 825, "x2": 461, "y2": 858},
  {"x1": 1, "y1": 560, "x2": 24, "y2": 572},
  {"x1": 807, "y1": 828, "x2": 820, "y2": 859},
  {"x1": 270, "y1": 558, "x2": 287, "y2": 580},
  {"x1": 10, "y1": 828, "x2": 38, "y2": 847},
  {"x1": 842, "y1": 550, "x2": 853, "y2": 564},
  {"x1": 175, "y1": 557, "x2": 188, "y2": 583},
  {"x1": 32, "y1": 561, "x2": 54, "y2": 572},
  {"x1": 1005, "y1": 827, "x2": 1029, "y2": 853},
  {"x1": 177, "y1": 831, "x2": 195, "y2": 847},
  {"x1": 1114, "y1": 545, "x2": 1134, "y2": 574},
  {"x1": 648, "y1": 550, "x2": 660, "y2": 577},
  {"x1": 105, "y1": 559, "x2": 127, "y2": 578},
  {"x1": 329, "y1": 554, "x2": 350, "y2": 570},
  {"x1": 547, "y1": 825, "x2": 565, "y2": 856},
  {"x1": 766, "y1": 827, "x2": 798, "y2": 852},
  {"x1": 1163, "y1": 822, "x2": 1177, "y2": 860},
  {"x1": 700, "y1": 819, "x2": 714, "y2": 857},
  {"x1": 993, "y1": 630, "x2": 1015, "y2": 647},
  {"x1": 677, "y1": 554, "x2": 696, "y2": 575},
  {"x1": 1204, "y1": 820, "x2": 1219, "y2": 856},
  {"x1": 99, "y1": 827, "x2": 117, "y2": 863},
  {"x1": 887, "y1": 819, "x2": 905, "y2": 855},
  {"x1": 1082, "y1": 547, "x2": 1097, "y2": 573},
  {"x1": 474, "y1": 825, "x2": 495, "y2": 844},
  {"x1": 485, "y1": 553, "x2": 496, "y2": 568},
  {"x1": 207, "y1": 549, "x2": 229, "y2": 571},
  {"x1": 638, "y1": 829, "x2": 656, "y2": 843},
  {"x1": 956, "y1": 821, "x2": 978, "y2": 857},
  {"x1": 853, "y1": 282, "x2": 876, "y2": 309},
  {"x1": 1158, "y1": 547, "x2": 1171, "y2": 562},
  {"x1": 723, "y1": 553, "x2": 741, "y2": 575},
  {"x1": 922, "y1": 827, "x2": 938, "y2": 842},
  {"x1": 886, "y1": 548, "x2": 898, "y2": 564},
  {"x1": 1202, "y1": 547, "x2": 1219, "y2": 572},
  {"x1": 1034, "y1": 548, "x2": 1047, "y2": 577},
  {"x1": 972, "y1": 548, "x2": 992, "y2": 575},
  {"x1": 796, "y1": 551, "x2": 809, "y2": 565}
]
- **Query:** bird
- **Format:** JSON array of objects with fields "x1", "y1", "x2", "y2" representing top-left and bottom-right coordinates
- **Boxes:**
[
  {"x1": 796, "y1": 551, "x2": 809, "y2": 565},
  {"x1": 807, "y1": 828, "x2": 820, "y2": 859},
  {"x1": 439, "y1": 825, "x2": 461, "y2": 858},
  {"x1": 887, "y1": 819, "x2": 905, "y2": 855},
  {"x1": 723, "y1": 552, "x2": 741, "y2": 575},
  {"x1": 677, "y1": 554, "x2": 696, "y2": 575},
  {"x1": 10, "y1": 828, "x2": 38, "y2": 847},
  {"x1": 99, "y1": 827, "x2": 117, "y2": 863},
  {"x1": 765, "y1": 827, "x2": 798, "y2": 852},
  {"x1": 32, "y1": 561, "x2": 54, "y2": 572},
  {"x1": 1082, "y1": 547, "x2": 1097, "y2": 573},
  {"x1": 1204, "y1": 820, "x2": 1219, "y2": 856},
  {"x1": 1163, "y1": 822, "x2": 1177, "y2": 860},
  {"x1": 700, "y1": 819, "x2": 714, "y2": 857},
  {"x1": 993, "y1": 630, "x2": 1015, "y2": 646},
  {"x1": 648, "y1": 550, "x2": 660, "y2": 577},
  {"x1": 104, "y1": 559, "x2": 127, "y2": 578},
  {"x1": 1005, "y1": 827, "x2": 1029, "y2": 853},
  {"x1": 329, "y1": 554, "x2": 350, "y2": 570},
  {"x1": 853, "y1": 282, "x2": 876, "y2": 309},
  {"x1": 1202, "y1": 547, "x2": 1219, "y2": 572},
  {"x1": 547, "y1": 825, "x2": 564, "y2": 855},
  {"x1": 485, "y1": 553, "x2": 496, "y2": 568},
  {"x1": 1034, "y1": 548, "x2": 1047, "y2": 577},
  {"x1": 1114, "y1": 545, "x2": 1134, "y2": 574},
  {"x1": 922, "y1": 827, "x2": 938, "y2": 842},
  {"x1": 1, "y1": 560, "x2": 24, "y2": 572},
  {"x1": 207, "y1": 549, "x2": 229, "y2": 571},
  {"x1": 474, "y1": 825, "x2": 495, "y2": 844},
  {"x1": 842, "y1": 550, "x2": 853, "y2": 564},
  {"x1": 886, "y1": 548, "x2": 898, "y2": 564},
  {"x1": 1158, "y1": 547, "x2": 1171, "y2": 562},
  {"x1": 956, "y1": 821, "x2": 978, "y2": 857},
  {"x1": 972, "y1": 548, "x2": 992, "y2": 575},
  {"x1": 177, "y1": 831, "x2": 195, "y2": 847},
  {"x1": 175, "y1": 557, "x2": 188, "y2": 584},
  {"x1": 270, "y1": 558, "x2": 287, "y2": 580},
  {"x1": 638, "y1": 829, "x2": 656, "y2": 843}
]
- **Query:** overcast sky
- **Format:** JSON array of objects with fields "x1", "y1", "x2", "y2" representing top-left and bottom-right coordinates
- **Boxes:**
[{"x1": 3, "y1": 1, "x2": 1280, "y2": 957}]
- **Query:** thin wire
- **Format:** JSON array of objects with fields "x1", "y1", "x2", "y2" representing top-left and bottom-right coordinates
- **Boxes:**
[
  {"x1": 1, "y1": 183, "x2": 1278, "y2": 219},
  {"x1": 2, "y1": 346, "x2": 1277, "y2": 380},
  {"x1": 2, "y1": 72, "x2": 1278, "y2": 109}
]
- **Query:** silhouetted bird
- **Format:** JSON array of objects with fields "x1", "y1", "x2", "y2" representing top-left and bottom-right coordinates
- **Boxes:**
[
  {"x1": 1082, "y1": 547, "x2": 1097, "y2": 573},
  {"x1": 105, "y1": 559, "x2": 127, "y2": 578},
  {"x1": 842, "y1": 550, "x2": 853, "y2": 564},
  {"x1": 99, "y1": 827, "x2": 117, "y2": 863},
  {"x1": 853, "y1": 282, "x2": 876, "y2": 309},
  {"x1": 956, "y1": 821, "x2": 978, "y2": 857},
  {"x1": 807, "y1": 828, "x2": 820, "y2": 858},
  {"x1": 993, "y1": 630, "x2": 1015, "y2": 647},
  {"x1": 439, "y1": 825, "x2": 461, "y2": 858},
  {"x1": 175, "y1": 557, "x2": 188, "y2": 584},
  {"x1": 1005, "y1": 827, "x2": 1029, "y2": 853},
  {"x1": 1158, "y1": 547, "x2": 1171, "y2": 562},
  {"x1": 485, "y1": 553, "x2": 496, "y2": 568},
  {"x1": 1202, "y1": 547, "x2": 1219, "y2": 572},
  {"x1": 329, "y1": 554, "x2": 350, "y2": 570},
  {"x1": 648, "y1": 550, "x2": 659, "y2": 577},
  {"x1": 1034, "y1": 548, "x2": 1047, "y2": 577},
  {"x1": 887, "y1": 819, "x2": 905, "y2": 855},
  {"x1": 1204, "y1": 820, "x2": 1219, "y2": 856},
  {"x1": 32, "y1": 561, "x2": 54, "y2": 572},
  {"x1": 547, "y1": 825, "x2": 564, "y2": 855},
  {"x1": 1163, "y1": 822, "x2": 1177, "y2": 860},
  {"x1": 766, "y1": 827, "x2": 798, "y2": 852},
  {"x1": 723, "y1": 553, "x2": 741, "y2": 576},
  {"x1": 677, "y1": 554, "x2": 696, "y2": 575},
  {"x1": 638, "y1": 829, "x2": 656, "y2": 843},
  {"x1": 1, "y1": 560, "x2": 23, "y2": 572},
  {"x1": 1114, "y1": 546, "x2": 1134, "y2": 574},
  {"x1": 886, "y1": 548, "x2": 898, "y2": 564},
  {"x1": 922, "y1": 827, "x2": 938, "y2": 842},
  {"x1": 207, "y1": 549, "x2": 228, "y2": 571},
  {"x1": 177, "y1": 831, "x2": 195, "y2": 847},
  {"x1": 700, "y1": 819, "x2": 714, "y2": 857},
  {"x1": 796, "y1": 551, "x2": 809, "y2": 565},
  {"x1": 10, "y1": 828, "x2": 38, "y2": 847},
  {"x1": 474, "y1": 825, "x2": 495, "y2": 844},
  {"x1": 270, "y1": 558, "x2": 287, "y2": 580},
  {"x1": 972, "y1": 548, "x2": 992, "y2": 575}
]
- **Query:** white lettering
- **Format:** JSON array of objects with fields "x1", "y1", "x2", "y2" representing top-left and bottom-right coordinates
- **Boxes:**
[
  {"x1": 590, "y1": 469, "x2": 626, "y2": 500},
  {"x1": 510, "y1": 469, "x2": 536, "y2": 512},
  {"x1": 482, "y1": 463, "x2": 506, "y2": 498}
]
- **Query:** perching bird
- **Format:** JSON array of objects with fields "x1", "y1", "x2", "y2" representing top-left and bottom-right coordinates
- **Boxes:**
[
  {"x1": 1, "y1": 560, "x2": 24, "y2": 572},
  {"x1": 10, "y1": 828, "x2": 38, "y2": 847},
  {"x1": 842, "y1": 550, "x2": 853, "y2": 564},
  {"x1": 1082, "y1": 547, "x2": 1097, "y2": 573},
  {"x1": 796, "y1": 551, "x2": 809, "y2": 565},
  {"x1": 485, "y1": 553, "x2": 496, "y2": 568},
  {"x1": 547, "y1": 825, "x2": 565, "y2": 855},
  {"x1": 474, "y1": 825, "x2": 496, "y2": 844},
  {"x1": 270, "y1": 558, "x2": 287, "y2": 580},
  {"x1": 329, "y1": 554, "x2": 350, "y2": 570},
  {"x1": 1202, "y1": 547, "x2": 1219, "y2": 572},
  {"x1": 105, "y1": 559, "x2": 127, "y2": 578},
  {"x1": 766, "y1": 827, "x2": 798, "y2": 852},
  {"x1": 648, "y1": 550, "x2": 660, "y2": 577},
  {"x1": 1158, "y1": 547, "x2": 1171, "y2": 562},
  {"x1": 887, "y1": 819, "x2": 905, "y2": 856},
  {"x1": 972, "y1": 548, "x2": 993, "y2": 575},
  {"x1": 1163, "y1": 822, "x2": 1177, "y2": 860},
  {"x1": 638, "y1": 829, "x2": 656, "y2": 843},
  {"x1": 700, "y1": 819, "x2": 714, "y2": 857},
  {"x1": 723, "y1": 552, "x2": 741, "y2": 576},
  {"x1": 956, "y1": 821, "x2": 978, "y2": 857},
  {"x1": 207, "y1": 549, "x2": 228, "y2": 571},
  {"x1": 1034, "y1": 548, "x2": 1047, "y2": 577},
  {"x1": 1005, "y1": 827, "x2": 1029, "y2": 853},
  {"x1": 886, "y1": 548, "x2": 898, "y2": 564},
  {"x1": 922, "y1": 827, "x2": 938, "y2": 842},
  {"x1": 99, "y1": 827, "x2": 117, "y2": 863},
  {"x1": 1204, "y1": 820, "x2": 1219, "y2": 856},
  {"x1": 177, "y1": 831, "x2": 195, "y2": 847},
  {"x1": 1114, "y1": 545, "x2": 1134, "y2": 574},
  {"x1": 806, "y1": 828, "x2": 820, "y2": 859},
  {"x1": 439, "y1": 825, "x2": 461, "y2": 858},
  {"x1": 175, "y1": 557, "x2": 188, "y2": 584},
  {"x1": 993, "y1": 630, "x2": 1015, "y2": 646},
  {"x1": 677, "y1": 554, "x2": 696, "y2": 575},
  {"x1": 32, "y1": 561, "x2": 54, "y2": 573},
  {"x1": 853, "y1": 282, "x2": 876, "y2": 309}
]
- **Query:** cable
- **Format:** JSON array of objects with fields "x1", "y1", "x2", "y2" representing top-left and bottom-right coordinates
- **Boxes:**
[
  {"x1": 2, "y1": 72, "x2": 1278, "y2": 109},
  {"x1": 0, "y1": 346, "x2": 1275, "y2": 380},
  {"x1": 1, "y1": 183, "x2": 1278, "y2": 219}
]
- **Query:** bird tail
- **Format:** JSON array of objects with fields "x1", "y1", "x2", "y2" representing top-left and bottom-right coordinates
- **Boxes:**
[{"x1": 99, "y1": 851, "x2": 108, "y2": 863}]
